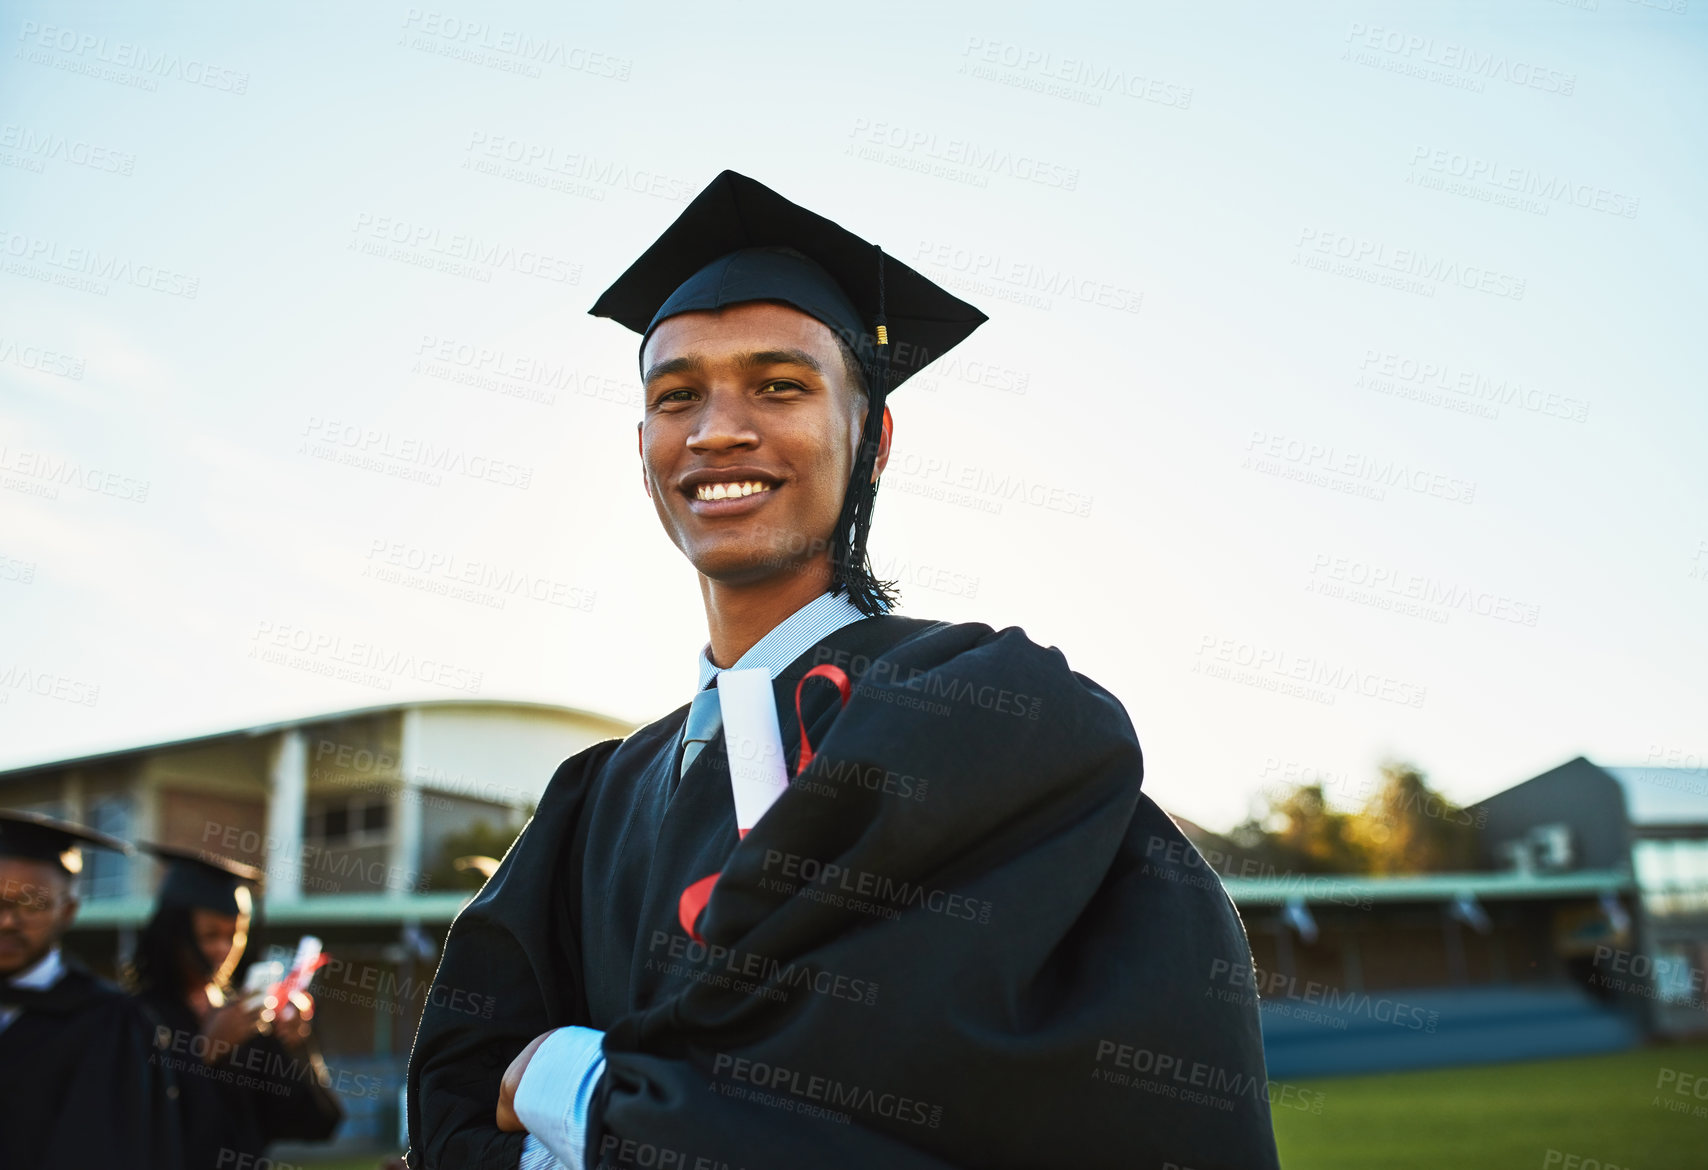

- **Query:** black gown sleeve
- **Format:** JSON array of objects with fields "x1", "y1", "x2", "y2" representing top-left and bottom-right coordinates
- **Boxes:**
[
  {"x1": 589, "y1": 623, "x2": 1281, "y2": 1170},
  {"x1": 406, "y1": 741, "x2": 619, "y2": 1170},
  {"x1": 47, "y1": 990, "x2": 184, "y2": 1170}
]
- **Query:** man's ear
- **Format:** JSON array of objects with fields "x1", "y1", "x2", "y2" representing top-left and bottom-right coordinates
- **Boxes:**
[
  {"x1": 637, "y1": 421, "x2": 651, "y2": 499},
  {"x1": 54, "y1": 893, "x2": 79, "y2": 938},
  {"x1": 872, "y1": 406, "x2": 893, "y2": 483}
]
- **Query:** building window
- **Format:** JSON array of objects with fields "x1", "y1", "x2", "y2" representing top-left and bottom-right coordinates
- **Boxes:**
[
  {"x1": 84, "y1": 795, "x2": 133, "y2": 900},
  {"x1": 1680, "y1": 842, "x2": 1708, "y2": 914},
  {"x1": 1635, "y1": 838, "x2": 1708, "y2": 917},
  {"x1": 305, "y1": 796, "x2": 391, "y2": 847}
]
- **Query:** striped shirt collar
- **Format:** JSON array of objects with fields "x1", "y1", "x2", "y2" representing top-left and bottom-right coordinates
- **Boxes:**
[{"x1": 695, "y1": 591, "x2": 872, "y2": 692}]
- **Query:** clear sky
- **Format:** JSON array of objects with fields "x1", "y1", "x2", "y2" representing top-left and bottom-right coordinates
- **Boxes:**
[{"x1": 2, "y1": 0, "x2": 1704, "y2": 830}]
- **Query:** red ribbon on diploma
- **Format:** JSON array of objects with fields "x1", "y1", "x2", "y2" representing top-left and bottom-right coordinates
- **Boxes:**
[
  {"x1": 272, "y1": 951, "x2": 329, "y2": 1006},
  {"x1": 677, "y1": 665, "x2": 852, "y2": 941}
]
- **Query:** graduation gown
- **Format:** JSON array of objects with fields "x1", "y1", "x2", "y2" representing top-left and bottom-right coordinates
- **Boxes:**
[
  {"x1": 0, "y1": 959, "x2": 182, "y2": 1169},
  {"x1": 142, "y1": 989, "x2": 346, "y2": 1170},
  {"x1": 408, "y1": 616, "x2": 1280, "y2": 1169}
]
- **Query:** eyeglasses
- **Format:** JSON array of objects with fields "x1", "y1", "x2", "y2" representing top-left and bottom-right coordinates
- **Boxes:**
[{"x1": 0, "y1": 886, "x2": 58, "y2": 921}]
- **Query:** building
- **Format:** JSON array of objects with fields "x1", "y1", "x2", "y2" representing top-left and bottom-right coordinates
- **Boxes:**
[
  {"x1": 1474, "y1": 755, "x2": 1708, "y2": 1037},
  {"x1": 1167, "y1": 755, "x2": 1708, "y2": 1080},
  {"x1": 0, "y1": 699, "x2": 634, "y2": 1150},
  {"x1": 1171, "y1": 811, "x2": 1643, "y2": 1079}
]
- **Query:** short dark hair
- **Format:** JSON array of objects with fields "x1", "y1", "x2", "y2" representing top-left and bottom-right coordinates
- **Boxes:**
[
  {"x1": 828, "y1": 336, "x2": 897, "y2": 616},
  {"x1": 836, "y1": 335, "x2": 865, "y2": 394}
]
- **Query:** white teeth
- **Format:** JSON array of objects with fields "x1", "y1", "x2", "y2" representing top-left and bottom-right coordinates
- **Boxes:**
[{"x1": 695, "y1": 480, "x2": 772, "y2": 501}]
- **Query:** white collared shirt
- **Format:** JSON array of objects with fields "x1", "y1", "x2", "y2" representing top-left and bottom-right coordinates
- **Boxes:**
[
  {"x1": 694, "y1": 589, "x2": 873, "y2": 692},
  {"x1": 0, "y1": 945, "x2": 65, "y2": 1033}
]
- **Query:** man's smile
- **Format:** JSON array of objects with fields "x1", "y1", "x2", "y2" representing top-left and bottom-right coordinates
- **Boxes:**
[
  {"x1": 678, "y1": 467, "x2": 783, "y2": 515},
  {"x1": 693, "y1": 480, "x2": 773, "y2": 502}
]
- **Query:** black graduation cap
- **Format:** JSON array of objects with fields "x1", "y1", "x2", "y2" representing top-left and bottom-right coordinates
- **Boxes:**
[
  {"x1": 0, "y1": 808, "x2": 130, "y2": 875},
  {"x1": 140, "y1": 842, "x2": 263, "y2": 916},
  {"x1": 588, "y1": 169, "x2": 988, "y2": 390},
  {"x1": 589, "y1": 170, "x2": 990, "y2": 616}
]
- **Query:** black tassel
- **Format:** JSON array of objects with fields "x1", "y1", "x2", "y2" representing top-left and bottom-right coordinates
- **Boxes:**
[{"x1": 829, "y1": 245, "x2": 897, "y2": 615}]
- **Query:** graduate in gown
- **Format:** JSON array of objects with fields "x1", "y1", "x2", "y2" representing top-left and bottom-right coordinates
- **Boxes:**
[
  {"x1": 408, "y1": 171, "x2": 1281, "y2": 1170},
  {"x1": 0, "y1": 809, "x2": 182, "y2": 1169},
  {"x1": 132, "y1": 843, "x2": 345, "y2": 1170}
]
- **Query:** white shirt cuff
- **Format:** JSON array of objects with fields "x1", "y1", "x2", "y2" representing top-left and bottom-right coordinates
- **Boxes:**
[
  {"x1": 513, "y1": 1026, "x2": 606, "y2": 1170},
  {"x1": 520, "y1": 1135, "x2": 570, "y2": 1170}
]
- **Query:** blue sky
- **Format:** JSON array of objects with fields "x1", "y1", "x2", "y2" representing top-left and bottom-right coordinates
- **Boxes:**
[{"x1": 2, "y1": 0, "x2": 1704, "y2": 829}]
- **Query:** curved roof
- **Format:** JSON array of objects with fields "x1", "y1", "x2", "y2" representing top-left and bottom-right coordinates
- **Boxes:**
[{"x1": 0, "y1": 698, "x2": 637, "y2": 778}]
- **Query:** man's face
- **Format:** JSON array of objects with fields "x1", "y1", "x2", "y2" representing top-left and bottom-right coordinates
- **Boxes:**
[
  {"x1": 639, "y1": 301, "x2": 886, "y2": 586},
  {"x1": 0, "y1": 858, "x2": 76, "y2": 978}
]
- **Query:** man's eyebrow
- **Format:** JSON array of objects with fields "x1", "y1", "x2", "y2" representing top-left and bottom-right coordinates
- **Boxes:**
[
  {"x1": 738, "y1": 348, "x2": 824, "y2": 375},
  {"x1": 643, "y1": 348, "x2": 825, "y2": 385},
  {"x1": 643, "y1": 355, "x2": 703, "y2": 384}
]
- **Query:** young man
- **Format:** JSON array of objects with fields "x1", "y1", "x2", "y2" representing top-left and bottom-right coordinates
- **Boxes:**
[
  {"x1": 408, "y1": 172, "x2": 1279, "y2": 1170},
  {"x1": 0, "y1": 809, "x2": 182, "y2": 1168}
]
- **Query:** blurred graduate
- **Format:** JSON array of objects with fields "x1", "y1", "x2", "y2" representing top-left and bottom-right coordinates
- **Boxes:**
[
  {"x1": 409, "y1": 171, "x2": 1279, "y2": 1169},
  {"x1": 0, "y1": 810, "x2": 181, "y2": 1168},
  {"x1": 130, "y1": 842, "x2": 344, "y2": 1170}
]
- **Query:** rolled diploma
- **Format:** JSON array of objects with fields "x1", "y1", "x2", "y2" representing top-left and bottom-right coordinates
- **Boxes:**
[{"x1": 717, "y1": 667, "x2": 790, "y2": 833}]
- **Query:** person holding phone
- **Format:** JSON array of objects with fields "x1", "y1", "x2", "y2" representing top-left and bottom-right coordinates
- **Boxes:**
[{"x1": 131, "y1": 842, "x2": 345, "y2": 1170}]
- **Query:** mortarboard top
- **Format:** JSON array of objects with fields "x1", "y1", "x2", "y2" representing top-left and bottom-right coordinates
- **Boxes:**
[
  {"x1": 0, "y1": 808, "x2": 130, "y2": 875},
  {"x1": 140, "y1": 842, "x2": 263, "y2": 916},
  {"x1": 589, "y1": 169, "x2": 988, "y2": 389}
]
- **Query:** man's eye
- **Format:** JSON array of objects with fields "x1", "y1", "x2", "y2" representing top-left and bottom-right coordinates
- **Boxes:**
[
  {"x1": 655, "y1": 388, "x2": 696, "y2": 404},
  {"x1": 759, "y1": 380, "x2": 802, "y2": 394}
]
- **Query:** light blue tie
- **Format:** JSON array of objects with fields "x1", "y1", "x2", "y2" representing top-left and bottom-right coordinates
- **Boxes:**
[{"x1": 679, "y1": 687, "x2": 723, "y2": 779}]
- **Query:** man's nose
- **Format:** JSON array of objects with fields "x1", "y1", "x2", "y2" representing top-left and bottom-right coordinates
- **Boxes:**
[{"x1": 687, "y1": 388, "x2": 759, "y2": 451}]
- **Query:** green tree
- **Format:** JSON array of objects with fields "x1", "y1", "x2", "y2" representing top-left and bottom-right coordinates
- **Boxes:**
[
  {"x1": 1230, "y1": 782, "x2": 1368, "y2": 875},
  {"x1": 1229, "y1": 762, "x2": 1479, "y2": 875},
  {"x1": 1347, "y1": 761, "x2": 1479, "y2": 875},
  {"x1": 424, "y1": 816, "x2": 528, "y2": 891}
]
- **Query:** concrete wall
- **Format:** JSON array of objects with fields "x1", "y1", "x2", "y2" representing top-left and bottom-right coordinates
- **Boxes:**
[
  {"x1": 301, "y1": 712, "x2": 404, "y2": 802},
  {"x1": 408, "y1": 703, "x2": 628, "y2": 809},
  {"x1": 137, "y1": 737, "x2": 274, "y2": 895}
]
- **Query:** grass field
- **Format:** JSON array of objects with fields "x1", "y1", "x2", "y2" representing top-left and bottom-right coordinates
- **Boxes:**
[
  {"x1": 296, "y1": 1044, "x2": 1708, "y2": 1169},
  {"x1": 1272, "y1": 1043, "x2": 1708, "y2": 1170}
]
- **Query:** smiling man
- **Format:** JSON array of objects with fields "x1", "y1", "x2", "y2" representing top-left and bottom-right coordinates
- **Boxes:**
[
  {"x1": 642, "y1": 298, "x2": 890, "y2": 658},
  {"x1": 407, "y1": 171, "x2": 1279, "y2": 1170}
]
